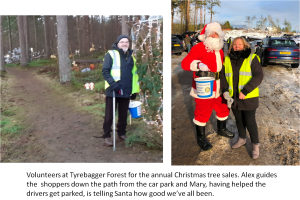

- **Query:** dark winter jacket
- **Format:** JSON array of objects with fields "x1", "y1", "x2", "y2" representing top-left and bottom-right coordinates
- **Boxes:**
[
  {"x1": 220, "y1": 48, "x2": 264, "y2": 110},
  {"x1": 184, "y1": 36, "x2": 192, "y2": 46},
  {"x1": 102, "y1": 43, "x2": 134, "y2": 98}
]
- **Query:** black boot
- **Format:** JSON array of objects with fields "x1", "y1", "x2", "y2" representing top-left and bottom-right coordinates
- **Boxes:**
[
  {"x1": 217, "y1": 119, "x2": 234, "y2": 138},
  {"x1": 195, "y1": 125, "x2": 213, "y2": 151}
]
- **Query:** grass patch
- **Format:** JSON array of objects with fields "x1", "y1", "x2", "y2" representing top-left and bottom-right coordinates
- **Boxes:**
[
  {"x1": 28, "y1": 59, "x2": 57, "y2": 67},
  {"x1": 4, "y1": 63, "x2": 19, "y2": 68},
  {"x1": 83, "y1": 103, "x2": 106, "y2": 117}
]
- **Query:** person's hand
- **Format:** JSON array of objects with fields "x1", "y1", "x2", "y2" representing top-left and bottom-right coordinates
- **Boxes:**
[
  {"x1": 112, "y1": 84, "x2": 123, "y2": 95},
  {"x1": 227, "y1": 98, "x2": 234, "y2": 108},
  {"x1": 239, "y1": 92, "x2": 246, "y2": 99},
  {"x1": 130, "y1": 93, "x2": 137, "y2": 100},
  {"x1": 190, "y1": 60, "x2": 201, "y2": 71},
  {"x1": 198, "y1": 63, "x2": 209, "y2": 71},
  {"x1": 223, "y1": 91, "x2": 234, "y2": 108},
  {"x1": 223, "y1": 91, "x2": 231, "y2": 100}
]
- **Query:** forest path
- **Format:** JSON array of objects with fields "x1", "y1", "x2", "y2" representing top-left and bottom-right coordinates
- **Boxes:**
[{"x1": 2, "y1": 66, "x2": 162, "y2": 163}]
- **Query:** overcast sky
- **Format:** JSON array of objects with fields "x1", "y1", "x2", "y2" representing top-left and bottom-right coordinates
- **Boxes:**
[{"x1": 174, "y1": 0, "x2": 300, "y2": 31}]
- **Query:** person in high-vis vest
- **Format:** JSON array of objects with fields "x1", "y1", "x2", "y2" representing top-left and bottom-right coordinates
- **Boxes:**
[
  {"x1": 220, "y1": 36, "x2": 263, "y2": 159},
  {"x1": 227, "y1": 37, "x2": 232, "y2": 50},
  {"x1": 102, "y1": 35, "x2": 139, "y2": 147}
]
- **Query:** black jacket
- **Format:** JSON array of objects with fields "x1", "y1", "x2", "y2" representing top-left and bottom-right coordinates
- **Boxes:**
[
  {"x1": 220, "y1": 48, "x2": 264, "y2": 110},
  {"x1": 102, "y1": 43, "x2": 134, "y2": 98}
]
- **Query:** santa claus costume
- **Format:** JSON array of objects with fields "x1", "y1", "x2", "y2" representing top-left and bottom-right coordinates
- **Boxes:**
[{"x1": 181, "y1": 22, "x2": 234, "y2": 151}]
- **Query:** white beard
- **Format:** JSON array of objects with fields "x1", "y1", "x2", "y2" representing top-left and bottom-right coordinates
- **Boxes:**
[
  {"x1": 121, "y1": 48, "x2": 128, "y2": 52},
  {"x1": 203, "y1": 37, "x2": 224, "y2": 52}
]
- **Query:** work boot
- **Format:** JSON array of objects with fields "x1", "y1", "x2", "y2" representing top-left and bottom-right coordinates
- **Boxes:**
[
  {"x1": 217, "y1": 119, "x2": 234, "y2": 138},
  {"x1": 252, "y1": 144, "x2": 260, "y2": 159},
  {"x1": 104, "y1": 138, "x2": 113, "y2": 146},
  {"x1": 118, "y1": 134, "x2": 127, "y2": 141},
  {"x1": 231, "y1": 137, "x2": 246, "y2": 149},
  {"x1": 195, "y1": 125, "x2": 213, "y2": 151}
]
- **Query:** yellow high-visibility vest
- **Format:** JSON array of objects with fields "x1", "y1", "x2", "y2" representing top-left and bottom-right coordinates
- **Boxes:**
[
  {"x1": 104, "y1": 50, "x2": 140, "y2": 94},
  {"x1": 224, "y1": 54, "x2": 260, "y2": 99}
]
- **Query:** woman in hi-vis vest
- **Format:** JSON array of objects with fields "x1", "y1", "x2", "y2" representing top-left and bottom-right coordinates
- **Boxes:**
[{"x1": 220, "y1": 37, "x2": 263, "y2": 159}]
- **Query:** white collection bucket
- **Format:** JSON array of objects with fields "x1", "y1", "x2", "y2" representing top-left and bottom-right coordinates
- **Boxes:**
[
  {"x1": 194, "y1": 77, "x2": 215, "y2": 98},
  {"x1": 129, "y1": 101, "x2": 142, "y2": 118}
]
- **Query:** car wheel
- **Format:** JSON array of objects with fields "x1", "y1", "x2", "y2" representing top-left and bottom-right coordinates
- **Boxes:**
[
  {"x1": 291, "y1": 64, "x2": 299, "y2": 68},
  {"x1": 261, "y1": 55, "x2": 268, "y2": 67}
]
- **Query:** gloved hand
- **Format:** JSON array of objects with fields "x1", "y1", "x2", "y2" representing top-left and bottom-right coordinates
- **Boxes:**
[
  {"x1": 190, "y1": 60, "x2": 201, "y2": 71},
  {"x1": 223, "y1": 91, "x2": 234, "y2": 108},
  {"x1": 130, "y1": 93, "x2": 137, "y2": 100},
  {"x1": 198, "y1": 63, "x2": 209, "y2": 71},
  {"x1": 112, "y1": 84, "x2": 123, "y2": 95}
]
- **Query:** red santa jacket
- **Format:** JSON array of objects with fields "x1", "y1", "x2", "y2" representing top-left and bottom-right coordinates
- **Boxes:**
[{"x1": 181, "y1": 42, "x2": 224, "y2": 93}]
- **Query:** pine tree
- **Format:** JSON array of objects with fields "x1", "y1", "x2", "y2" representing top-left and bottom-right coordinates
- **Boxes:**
[{"x1": 129, "y1": 18, "x2": 163, "y2": 134}]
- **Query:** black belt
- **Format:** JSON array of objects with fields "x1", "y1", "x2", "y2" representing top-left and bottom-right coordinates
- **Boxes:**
[{"x1": 195, "y1": 70, "x2": 219, "y2": 80}]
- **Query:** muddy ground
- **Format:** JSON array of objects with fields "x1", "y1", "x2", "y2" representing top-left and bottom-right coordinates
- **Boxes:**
[
  {"x1": 1, "y1": 67, "x2": 163, "y2": 163},
  {"x1": 171, "y1": 50, "x2": 299, "y2": 165}
]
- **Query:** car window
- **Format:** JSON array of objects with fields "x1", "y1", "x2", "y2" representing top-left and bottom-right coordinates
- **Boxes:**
[
  {"x1": 263, "y1": 38, "x2": 267, "y2": 45},
  {"x1": 271, "y1": 40, "x2": 297, "y2": 47}
]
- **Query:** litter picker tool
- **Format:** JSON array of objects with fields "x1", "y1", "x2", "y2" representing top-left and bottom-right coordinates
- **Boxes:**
[{"x1": 113, "y1": 91, "x2": 116, "y2": 151}]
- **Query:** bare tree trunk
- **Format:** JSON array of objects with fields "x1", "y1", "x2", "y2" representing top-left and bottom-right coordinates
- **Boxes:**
[
  {"x1": 200, "y1": 1, "x2": 203, "y2": 30},
  {"x1": 204, "y1": 4, "x2": 206, "y2": 25},
  {"x1": 122, "y1": 15, "x2": 128, "y2": 35},
  {"x1": 102, "y1": 16, "x2": 106, "y2": 52},
  {"x1": 195, "y1": 2, "x2": 198, "y2": 31},
  {"x1": 186, "y1": 0, "x2": 190, "y2": 31},
  {"x1": 17, "y1": 16, "x2": 27, "y2": 67},
  {"x1": 90, "y1": 15, "x2": 94, "y2": 45},
  {"x1": 44, "y1": 16, "x2": 51, "y2": 59},
  {"x1": 23, "y1": 16, "x2": 30, "y2": 62},
  {"x1": 76, "y1": 16, "x2": 80, "y2": 51},
  {"x1": 0, "y1": 16, "x2": 5, "y2": 72},
  {"x1": 53, "y1": 16, "x2": 57, "y2": 55},
  {"x1": 7, "y1": 16, "x2": 12, "y2": 53},
  {"x1": 82, "y1": 15, "x2": 90, "y2": 56},
  {"x1": 210, "y1": 3, "x2": 213, "y2": 23},
  {"x1": 56, "y1": 15, "x2": 70, "y2": 83},
  {"x1": 32, "y1": 16, "x2": 38, "y2": 52},
  {"x1": 116, "y1": 15, "x2": 120, "y2": 37}
]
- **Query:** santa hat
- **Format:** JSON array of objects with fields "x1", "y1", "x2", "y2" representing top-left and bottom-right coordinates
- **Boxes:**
[{"x1": 198, "y1": 22, "x2": 224, "y2": 41}]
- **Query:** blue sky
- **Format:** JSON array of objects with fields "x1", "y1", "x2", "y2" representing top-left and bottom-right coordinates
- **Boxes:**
[{"x1": 174, "y1": 0, "x2": 300, "y2": 31}]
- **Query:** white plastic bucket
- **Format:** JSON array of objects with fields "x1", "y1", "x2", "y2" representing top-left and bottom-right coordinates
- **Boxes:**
[
  {"x1": 194, "y1": 77, "x2": 215, "y2": 98},
  {"x1": 129, "y1": 101, "x2": 142, "y2": 118}
]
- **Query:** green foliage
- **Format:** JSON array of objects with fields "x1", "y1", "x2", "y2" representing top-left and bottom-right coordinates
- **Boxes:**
[
  {"x1": 28, "y1": 59, "x2": 57, "y2": 67},
  {"x1": 4, "y1": 63, "x2": 19, "y2": 67},
  {"x1": 131, "y1": 19, "x2": 163, "y2": 147},
  {"x1": 94, "y1": 81, "x2": 105, "y2": 93}
]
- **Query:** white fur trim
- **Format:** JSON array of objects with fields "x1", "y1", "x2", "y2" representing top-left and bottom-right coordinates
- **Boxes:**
[
  {"x1": 190, "y1": 60, "x2": 201, "y2": 71},
  {"x1": 216, "y1": 115, "x2": 228, "y2": 121},
  {"x1": 215, "y1": 51, "x2": 222, "y2": 72},
  {"x1": 193, "y1": 118, "x2": 206, "y2": 126},
  {"x1": 198, "y1": 34, "x2": 205, "y2": 41}
]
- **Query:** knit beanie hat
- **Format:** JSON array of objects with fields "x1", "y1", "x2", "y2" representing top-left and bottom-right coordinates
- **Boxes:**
[
  {"x1": 198, "y1": 22, "x2": 224, "y2": 41},
  {"x1": 116, "y1": 35, "x2": 130, "y2": 44}
]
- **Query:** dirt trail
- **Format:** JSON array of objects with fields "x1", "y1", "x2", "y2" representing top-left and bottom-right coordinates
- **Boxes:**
[
  {"x1": 2, "y1": 67, "x2": 162, "y2": 163},
  {"x1": 172, "y1": 52, "x2": 299, "y2": 165}
]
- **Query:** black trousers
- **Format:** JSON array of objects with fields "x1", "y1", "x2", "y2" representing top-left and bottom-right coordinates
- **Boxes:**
[
  {"x1": 103, "y1": 97, "x2": 130, "y2": 138},
  {"x1": 231, "y1": 108, "x2": 259, "y2": 144}
]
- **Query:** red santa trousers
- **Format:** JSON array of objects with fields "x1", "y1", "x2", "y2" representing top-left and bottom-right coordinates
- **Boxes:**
[{"x1": 194, "y1": 96, "x2": 230, "y2": 124}]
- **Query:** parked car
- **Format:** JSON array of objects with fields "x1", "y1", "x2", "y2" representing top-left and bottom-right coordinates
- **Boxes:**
[
  {"x1": 256, "y1": 36, "x2": 300, "y2": 68},
  {"x1": 250, "y1": 40, "x2": 263, "y2": 52},
  {"x1": 292, "y1": 35, "x2": 300, "y2": 47},
  {"x1": 172, "y1": 34, "x2": 184, "y2": 55}
]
